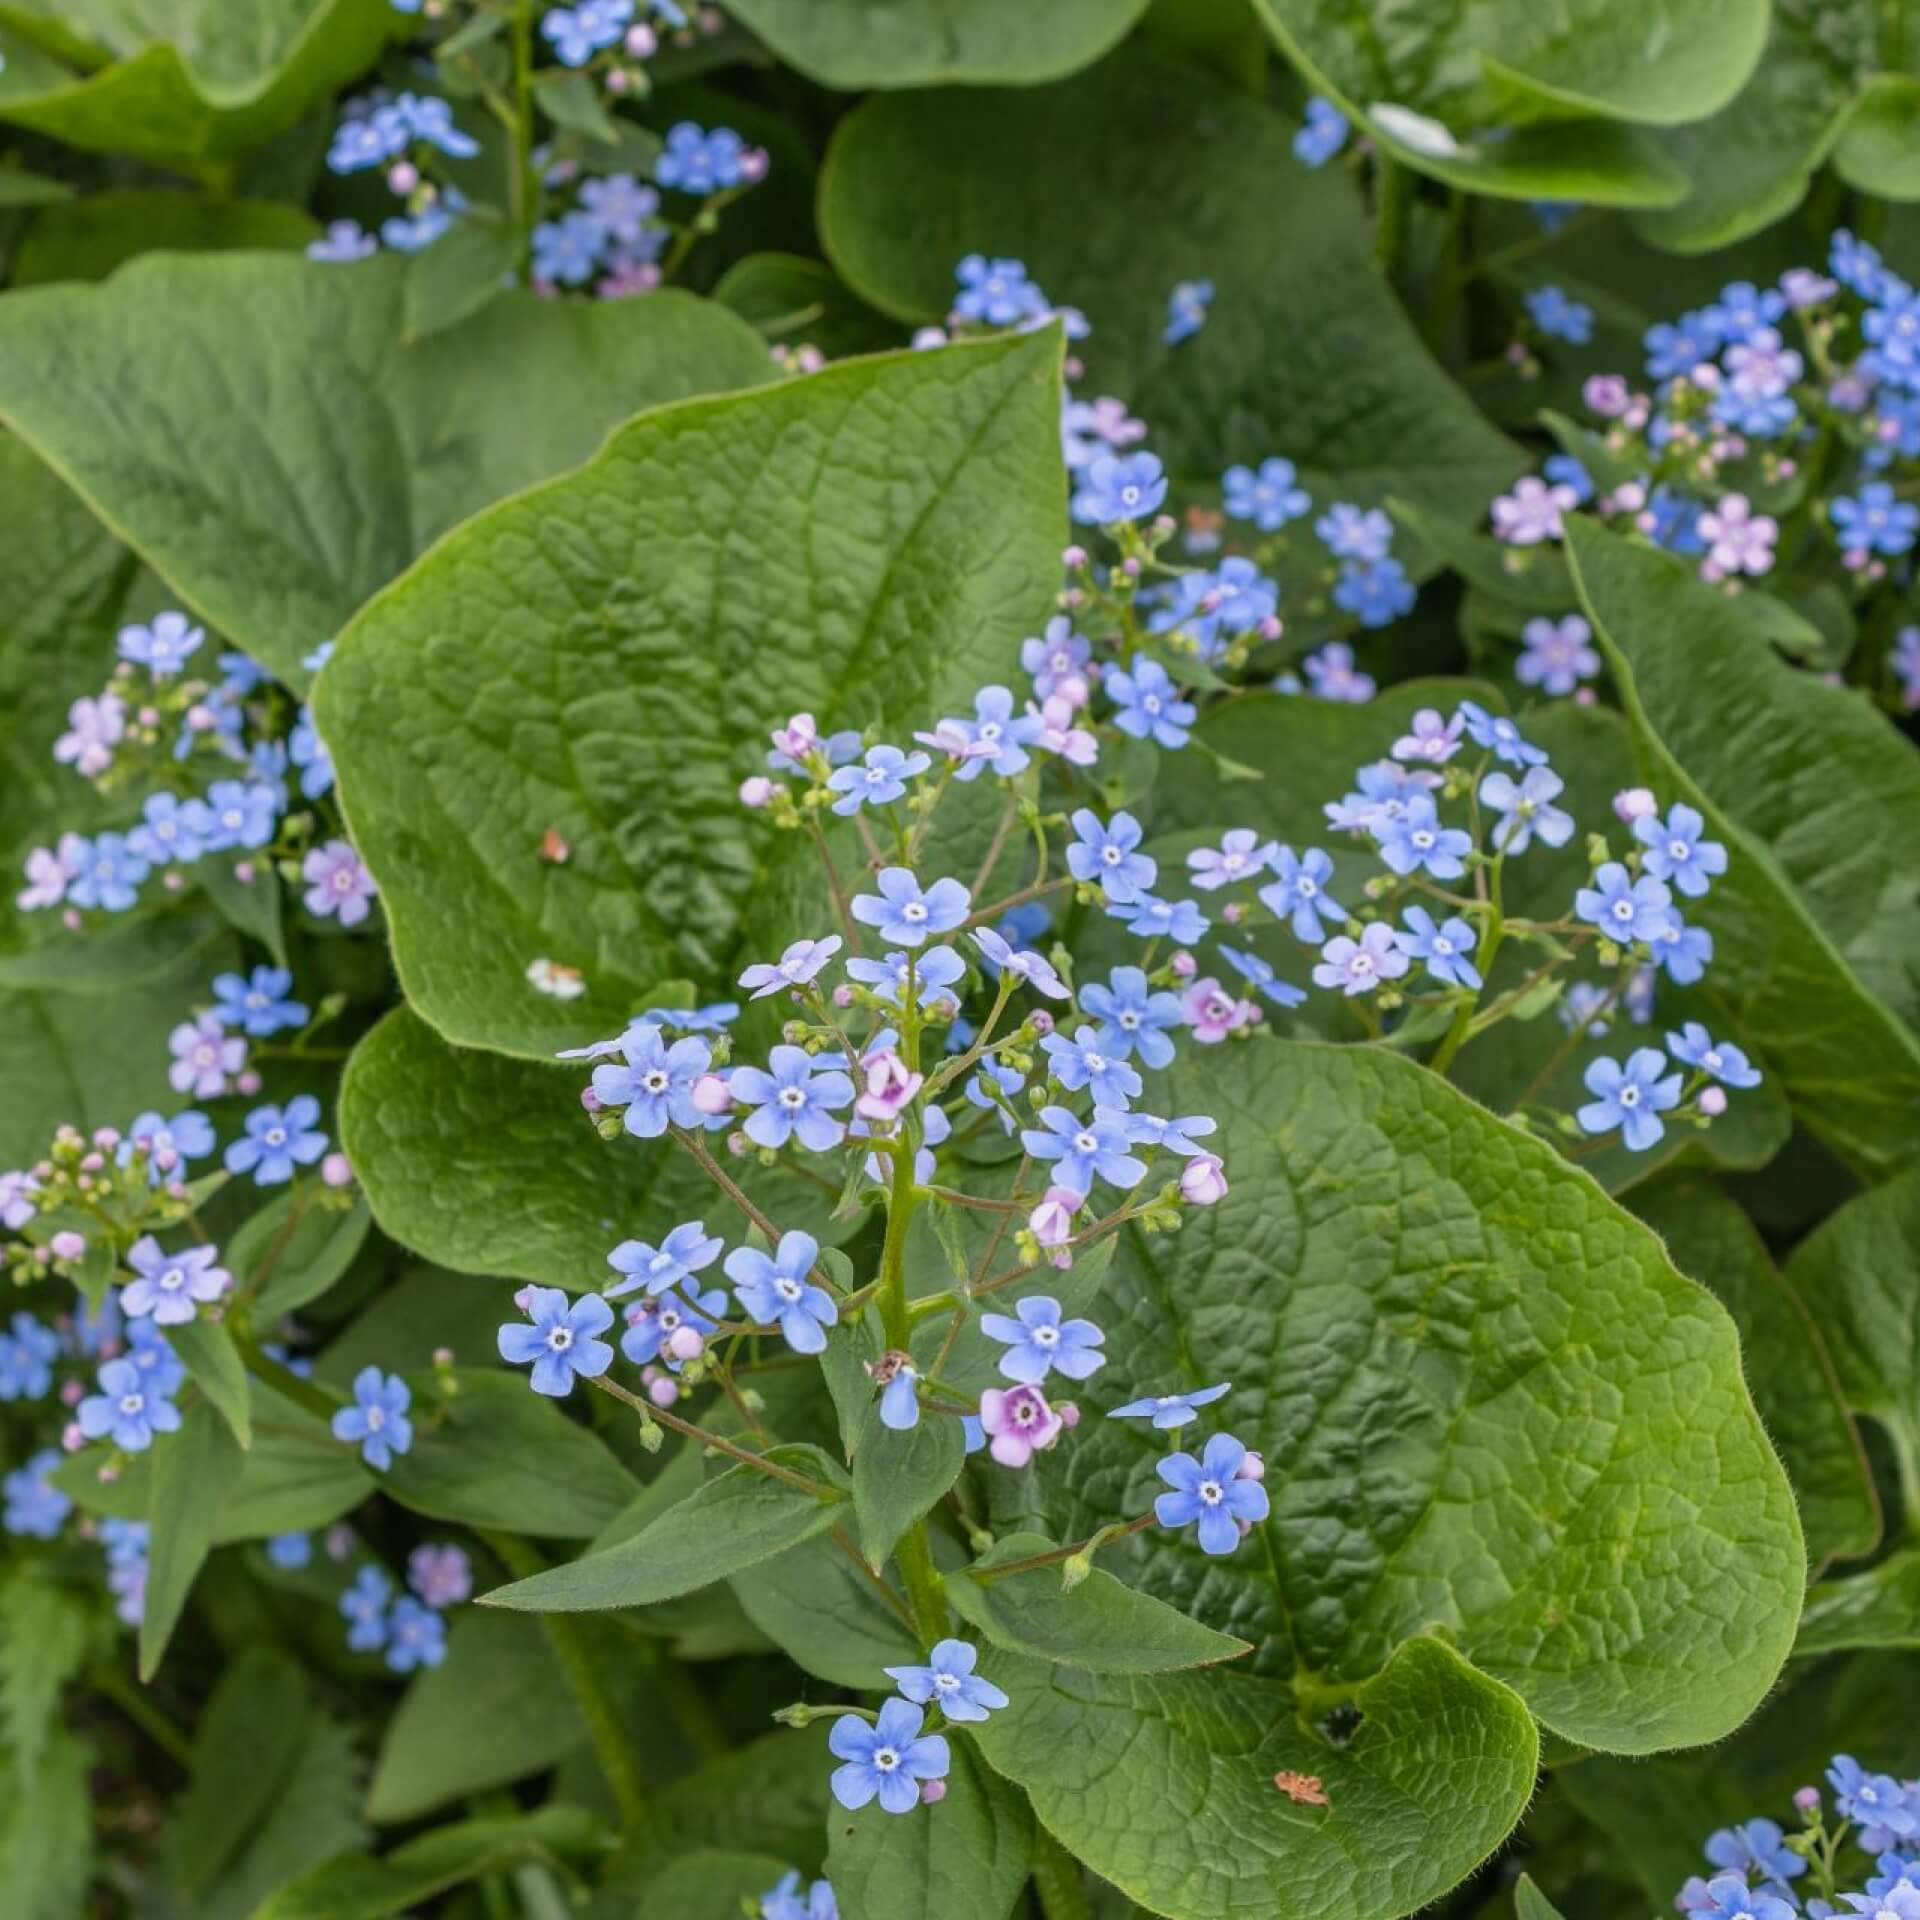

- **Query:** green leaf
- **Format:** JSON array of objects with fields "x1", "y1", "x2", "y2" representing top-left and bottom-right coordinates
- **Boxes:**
[
  {"x1": 175, "y1": 1647, "x2": 311, "y2": 1897},
  {"x1": 1566, "y1": 518, "x2": 1920, "y2": 1177},
  {"x1": 653, "y1": 1724, "x2": 834, "y2": 1871},
  {"x1": 1389, "y1": 496, "x2": 1573, "y2": 613},
  {"x1": 638, "y1": 1851, "x2": 798, "y2": 1920},
  {"x1": 195, "y1": 849, "x2": 285, "y2": 962},
  {"x1": 0, "y1": 169, "x2": 72, "y2": 206},
  {"x1": 1796, "y1": 1547, "x2": 1920, "y2": 1656},
  {"x1": 819, "y1": 46, "x2": 1520, "y2": 516},
  {"x1": 826, "y1": 1732, "x2": 1032, "y2": 1920},
  {"x1": 1034, "y1": 1040, "x2": 1805, "y2": 1752},
  {"x1": 319, "y1": 324, "x2": 1064, "y2": 1057},
  {"x1": 0, "y1": 1575, "x2": 93, "y2": 1784},
  {"x1": 947, "y1": 1532, "x2": 1253, "y2": 1673},
  {"x1": 481, "y1": 1445, "x2": 849, "y2": 1612},
  {"x1": 712, "y1": 250, "x2": 903, "y2": 358},
  {"x1": 1631, "y1": 1176, "x2": 1878, "y2": 1577},
  {"x1": 726, "y1": 0, "x2": 1144, "y2": 85},
  {"x1": 400, "y1": 218, "x2": 515, "y2": 342},
  {"x1": 0, "y1": 1728, "x2": 92, "y2": 1920},
  {"x1": 728, "y1": 1530, "x2": 920, "y2": 1686},
  {"x1": 852, "y1": 1402, "x2": 966, "y2": 1571},
  {"x1": 168, "y1": 1317, "x2": 253, "y2": 1447},
  {"x1": 1836, "y1": 72, "x2": 1920, "y2": 197},
  {"x1": 1784, "y1": 1161, "x2": 1920, "y2": 1497},
  {"x1": 0, "y1": 912, "x2": 234, "y2": 1164},
  {"x1": 254, "y1": 1808, "x2": 604, "y2": 1920},
  {"x1": 0, "y1": 255, "x2": 776, "y2": 683},
  {"x1": 365, "y1": 1611, "x2": 583, "y2": 1823},
  {"x1": 141, "y1": 1396, "x2": 245, "y2": 1678},
  {"x1": 238, "y1": 1194, "x2": 373, "y2": 1317},
  {"x1": 1516, "y1": 1874, "x2": 1569, "y2": 1920},
  {"x1": 12, "y1": 189, "x2": 315, "y2": 285},
  {"x1": 971, "y1": 1635, "x2": 1536, "y2": 1920},
  {"x1": 0, "y1": 1, "x2": 399, "y2": 172},
  {"x1": 532, "y1": 67, "x2": 621, "y2": 140},
  {"x1": 382, "y1": 1370, "x2": 640, "y2": 1538}
]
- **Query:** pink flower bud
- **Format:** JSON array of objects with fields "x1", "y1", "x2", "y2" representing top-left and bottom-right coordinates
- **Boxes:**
[
  {"x1": 1029, "y1": 1009, "x2": 1054, "y2": 1035},
  {"x1": 739, "y1": 147, "x2": 770, "y2": 183},
  {"x1": 1793, "y1": 1786, "x2": 1820, "y2": 1814},
  {"x1": 1236, "y1": 1449, "x2": 1266, "y2": 1482},
  {"x1": 513, "y1": 1284, "x2": 536, "y2": 1313},
  {"x1": 1061, "y1": 544, "x2": 1089, "y2": 570},
  {"x1": 1699, "y1": 1086, "x2": 1728, "y2": 1117},
  {"x1": 855, "y1": 1048, "x2": 923, "y2": 1123},
  {"x1": 1222, "y1": 900, "x2": 1245, "y2": 924},
  {"x1": 580, "y1": 1085, "x2": 603, "y2": 1113},
  {"x1": 49, "y1": 1230, "x2": 85, "y2": 1260},
  {"x1": 920, "y1": 1778, "x2": 948, "y2": 1805},
  {"x1": 1611, "y1": 787, "x2": 1658, "y2": 824},
  {"x1": 725, "y1": 1130, "x2": 749, "y2": 1156},
  {"x1": 1029, "y1": 1193, "x2": 1075, "y2": 1246},
  {"x1": 1121, "y1": 555, "x2": 1143, "y2": 578},
  {"x1": 234, "y1": 860, "x2": 255, "y2": 883},
  {"x1": 1170, "y1": 949, "x2": 1197, "y2": 978},
  {"x1": 321, "y1": 1151, "x2": 353, "y2": 1188},
  {"x1": 80, "y1": 1152, "x2": 104, "y2": 1173},
  {"x1": 237, "y1": 1070, "x2": 262, "y2": 1095},
  {"x1": 60, "y1": 1379, "x2": 84, "y2": 1407},
  {"x1": 667, "y1": 1325, "x2": 706, "y2": 1361},
  {"x1": 604, "y1": 65, "x2": 631, "y2": 92},
  {"x1": 1257, "y1": 614, "x2": 1284, "y2": 641},
  {"x1": 626, "y1": 22, "x2": 656, "y2": 53},
  {"x1": 739, "y1": 775, "x2": 775, "y2": 809},
  {"x1": 92, "y1": 1126, "x2": 120, "y2": 1149},
  {"x1": 325, "y1": 1524, "x2": 354, "y2": 1561},
  {"x1": 388, "y1": 160, "x2": 420, "y2": 194},
  {"x1": 1181, "y1": 1153, "x2": 1229, "y2": 1206},
  {"x1": 689, "y1": 1073, "x2": 732, "y2": 1116},
  {"x1": 62, "y1": 1423, "x2": 84, "y2": 1453},
  {"x1": 433, "y1": 1347, "x2": 455, "y2": 1368},
  {"x1": 1056, "y1": 1400, "x2": 1080, "y2": 1428},
  {"x1": 647, "y1": 1372, "x2": 680, "y2": 1408},
  {"x1": 1574, "y1": 686, "x2": 1596, "y2": 707},
  {"x1": 162, "y1": 869, "x2": 187, "y2": 892},
  {"x1": 1583, "y1": 373, "x2": 1631, "y2": 418}
]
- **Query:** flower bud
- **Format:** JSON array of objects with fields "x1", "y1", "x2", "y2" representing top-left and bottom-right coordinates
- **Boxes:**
[
  {"x1": 1170, "y1": 949, "x2": 1197, "y2": 978},
  {"x1": 1236, "y1": 1449, "x2": 1266, "y2": 1481},
  {"x1": 62, "y1": 1423, "x2": 84, "y2": 1453},
  {"x1": 321, "y1": 1150, "x2": 354, "y2": 1188},
  {"x1": 1056, "y1": 1400, "x2": 1080, "y2": 1428},
  {"x1": 238, "y1": 1069, "x2": 262, "y2": 1095},
  {"x1": 50, "y1": 1230, "x2": 86, "y2": 1261},
  {"x1": 667, "y1": 1325, "x2": 706, "y2": 1362},
  {"x1": 738, "y1": 775, "x2": 774, "y2": 809},
  {"x1": 919, "y1": 1778, "x2": 947, "y2": 1805},
  {"x1": 234, "y1": 860, "x2": 256, "y2": 883},
  {"x1": 1181, "y1": 1153, "x2": 1229, "y2": 1206},
  {"x1": 646, "y1": 1371, "x2": 680, "y2": 1408},
  {"x1": 855, "y1": 1048, "x2": 922, "y2": 1122},
  {"x1": 690, "y1": 1072, "x2": 732, "y2": 1115},
  {"x1": 1029, "y1": 1193, "x2": 1075, "y2": 1246},
  {"x1": 625, "y1": 22, "x2": 656, "y2": 54},
  {"x1": 60, "y1": 1378, "x2": 84, "y2": 1407},
  {"x1": 513, "y1": 1284, "x2": 536, "y2": 1313},
  {"x1": 326, "y1": 1524, "x2": 354, "y2": 1560},
  {"x1": 1699, "y1": 1086, "x2": 1728, "y2": 1117},
  {"x1": 1611, "y1": 786, "x2": 1658, "y2": 824},
  {"x1": 1793, "y1": 1786, "x2": 1820, "y2": 1815},
  {"x1": 1061, "y1": 544, "x2": 1089, "y2": 570},
  {"x1": 1583, "y1": 373, "x2": 1630, "y2": 417},
  {"x1": 388, "y1": 160, "x2": 420, "y2": 195}
]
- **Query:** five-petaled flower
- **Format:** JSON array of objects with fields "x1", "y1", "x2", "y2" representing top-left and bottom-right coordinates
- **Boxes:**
[
  {"x1": 1155, "y1": 1431, "x2": 1270, "y2": 1554},
  {"x1": 1576, "y1": 1049, "x2": 1683, "y2": 1152},
  {"x1": 332, "y1": 1366, "x2": 415, "y2": 1467},
  {"x1": 884, "y1": 1640, "x2": 1010, "y2": 1723},
  {"x1": 980, "y1": 1294, "x2": 1106, "y2": 1385},
  {"x1": 851, "y1": 869, "x2": 971, "y2": 949},
  {"x1": 121, "y1": 1237, "x2": 230, "y2": 1326},
  {"x1": 828, "y1": 1698, "x2": 950, "y2": 1814},
  {"x1": 725, "y1": 1232, "x2": 838, "y2": 1354}
]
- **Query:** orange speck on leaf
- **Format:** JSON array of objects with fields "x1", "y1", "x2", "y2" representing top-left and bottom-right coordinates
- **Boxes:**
[{"x1": 1274, "y1": 1771, "x2": 1329, "y2": 1807}]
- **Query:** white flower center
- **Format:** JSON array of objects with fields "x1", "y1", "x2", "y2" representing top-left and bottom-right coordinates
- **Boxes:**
[
  {"x1": 1033, "y1": 1326, "x2": 1058, "y2": 1348},
  {"x1": 1198, "y1": 1479, "x2": 1224, "y2": 1506},
  {"x1": 1142, "y1": 694, "x2": 1162, "y2": 715},
  {"x1": 902, "y1": 901, "x2": 927, "y2": 922},
  {"x1": 776, "y1": 1277, "x2": 802, "y2": 1302},
  {"x1": 1668, "y1": 840, "x2": 1690, "y2": 861},
  {"x1": 1074, "y1": 1130, "x2": 1099, "y2": 1154},
  {"x1": 1618, "y1": 1086, "x2": 1641, "y2": 1108},
  {"x1": 120, "y1": 1392, "x2": 145, "y2": 1416},
  {"x1": 874, "y1": 1747, "x2": 900, "y2": 1772},
  {"x1": 548, "y1": 1327, "x2": 573, "y2": 1352},
  {"x1": 778, "y1": 1086, "x2": 807, "y2": 1110},
  {"x1": 265, "y1": 1126, "x2": 287, "y2": 1147},
  {"x1": 933, "y1": 1671, "x2": 959, "y2": 1693},
  {"x1": 1297, "y1": 877, "x2": 1318, "y2": 898},
  {"x1": 1612, "y1": 900, "x2": 1634, "y2": 922},
  {"x1": 1433, "y1": 937, "x2": 1454, "y2": 956},
  {"x1": 367, "y1": 1406, "x2": 386, "y2": 1429},
  {"x1": 1350, "y1": 955, "x2": 1374, "y2": 978},
  {"x1": 642, "y1": 1069, "x2": 670, "y2": 1093},
  {"x1": 1118, "y1": 1010, "x2": 1140, "y2": 1030}
]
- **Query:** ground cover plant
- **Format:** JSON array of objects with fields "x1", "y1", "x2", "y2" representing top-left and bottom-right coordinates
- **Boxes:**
[{"x1": 2, "y1": 3, "x2": 1919, "y2": 1917}]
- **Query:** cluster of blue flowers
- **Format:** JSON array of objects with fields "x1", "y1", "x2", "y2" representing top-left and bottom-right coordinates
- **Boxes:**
[
  {"x1": 1673, "y1": 1756, "x2": 1920, "y2": 1920},
  {"x1": 338, "y1": 1542, "x2": 471, "y2": 1672}
]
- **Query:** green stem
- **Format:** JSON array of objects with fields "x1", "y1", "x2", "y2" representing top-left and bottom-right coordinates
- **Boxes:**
[
  {"x1": 92, "y1": 1663, "x2": 193, "y2": 1766},
  {"x1": 1427, "y1": 851, "x2": 1504, "y2": 1076},
  {"x1": 232, "y1": 1332, "x2": 339, "y2": 1423},
  {"x1": 483, "y1": 1532, "x2": 661, "y2": 1845},
  {"x1": 508, "y1": 1, "x2": 538, "y2": 276},
  {"x1": 1030, "y1": 1827, "x2": 1093, "y2": 1920},
  {"x1": 1372, "y1": 151, "x2": 1412, "y2": 275}
]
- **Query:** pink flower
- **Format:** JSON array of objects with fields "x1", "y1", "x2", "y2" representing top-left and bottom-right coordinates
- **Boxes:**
[
  {"x1": 1611, "y1": 787, "x2": 1658, "y2": 824},
  {"x1": 302, "y1": 839, "x2": 377, "y2": 926},
  {"x1": 1697, "y1": 494, "x2": 1776, "y2": 577},
  {"x1": 1182, "y1": 978, "x2": 1253, "y2": 1044},
  {"x1": 770, "y1": 713, "x2": 818, "y2": 763},
  {"x1": 169, "y1": 1012, "x2": 247, "y2": 1098},
  {"x1": 321, "y1": 1151, "x2": 354, "y2": 1189},
  {"x1": 855, "y1": 1048, "x2": 923, "y2": 1123},
  {"x1": 54, "y1": 692, "x2": 125, "y2": 778},
  {"x1": 978, "y1": 1384, "x2": 1065, "y2": 1467},
  {"x1": 17, "y1": 843, "x2": 72, "y2": 911},
  {"x1": 1029, "y1": 1187, "x2": 1078, "y2": 1247},
  {"x1": 1490, "y1": 476, "x2": 1574, "y2": 546},
  {"x1": 1181, "y1": 1154, "x2": 1229, "y2": 1206},
  {"x1": 1583, "y1": 374, "x2": 1631, "y2": 418}
]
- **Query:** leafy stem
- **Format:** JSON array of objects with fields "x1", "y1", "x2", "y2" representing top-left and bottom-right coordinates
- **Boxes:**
[{"x1": 584, "y1": 1373, "x2": 835, "y2": 1498}]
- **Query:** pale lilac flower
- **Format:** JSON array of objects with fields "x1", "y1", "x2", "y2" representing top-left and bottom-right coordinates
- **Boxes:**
[
  {"x1": 855, "y1": 1048, "x2": 923, "y2": 1123},
  {"x1": 977, "y1": 1384, "x2": 1065, "y2": 1466},
  {"x1": 169, "y1": 1013, "x2": 247, "y2": 1098},
  {"x1": 1490, "y1": 475, "x2": 1573, "y2": 545},
  {"x1": 1312, "y1": 923, "x2": 1408, "y2": 995},
  {"x1": 17, "y1": 844, "x2": 71, "y2": 911},
  {"x1": 54, "y1": 692, "x2": 125, "y2": 777},
  {"x1": 1391, "y1": 708, "x2": 1462, "y2": 764},
  {"x1": 1180, "y1": 1153, "x2": 1228, "y2": 1205},
  {"x1": 303, "y1": 840, "x2": 378, "y2": 925},
  {"x1": 1181, "y1": 978, "x2": 1254, "y2": 1043},
  {"x1": 1187, "y1": 830, "x2": 1277, "y2": 892},
  {"x1": 739, "y1": 935, "x2": 843, "y2": 999},
  {"x1": 1698, "y1": 494, "x2": 1777, "y2": 576},
  {"x1": 1516, "y1": 615, "x2": 1600, "y2": 695},
  {"x1": 120, "y1": 1237, "x2": 230, "y2": 1326}
]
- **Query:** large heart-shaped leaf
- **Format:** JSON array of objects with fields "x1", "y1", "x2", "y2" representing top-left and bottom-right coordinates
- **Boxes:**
[
  {"x1": 818, "y1": 44, "x2": 1520, "y2": 506},
  {"x1": 725, "y1": 0, "x2": 1147, "y2": 87},
  {"x1": 0, "y1": 0, "x2": 398, "y2": 172},
  {"x1": 319, "y1": 325, "x2": 1065, "y2": 1057},
  {"x1": 1566, "y1": 519, "x2": 1920, "y2": 1178},
  {"x1": 0, "y1": 255, "x2": 776, "y2": 683},
  {"x1": 12, "y1": 189, "x2": 315, "y2": 285}
]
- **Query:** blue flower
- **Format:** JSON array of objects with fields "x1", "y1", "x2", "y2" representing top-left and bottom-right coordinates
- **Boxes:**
[
  {"x1": 1187, "y1": 830, "x2": 1277, "y2": 893},
  {"x1": 1525, "y1": 285, "x2": 1593, "y2": 344},
  {"x1": 827, "y1": 744, "x2": 930, "y2": 814},
  {"x1": 1575, "y1": 862, "x2": 1676, "y2": 946},
  {"x1": 966, "y1": 1059, "x2": 1025, "y2": 1132},
  {"x1": 1577, "y1": 1048, "x2": 1682, "y2": 1151},
  {"x1": 266, "y1": 1532, "x2": 311, "y2": 1569},
  {"x1": 619, "y1": 1283, "x2": 725, "y2": 1369},
  {"x1": 851, "y1": 868, "x2": 970, "y2": 948},
  {"x1": 606, "y1": 1220, "x2": 724, "y2": 1299},
  {"x1": 1481, "y1": 767, "x2": 1575, "y2": 856},
  {"x1": 1020, "y1": 1107, "x2": 1147, "y2": 1198},
  {"x1": 341, "y1": 1566, "x2": 392, "y2": 1652},
  {"x1": 213, "y1": 965, "x2": 309, "y2": 1036},
  {"x1": 1110, "y1": 1382, "x2": 1231, "y2": 1429},
  {"x1": 1154, "y1": 1432, "x2": 1269, "y2": 1554},
  {"x1": 1021, "y1": 616, "x2": 1091, "y2": 698},
  {"x1": 1703, "y1": 1818, "x2": 1806, "y2": 1887},
  {"x1": 885, "y1": 1639, "x2": 1010, "y2": 1722},
  {"x1": 943, "y1": 685, "x2": 1043, "y2": 782},
  {"x1": 1149, "y1": 559, "x2": 1277, "y2": 658},
  {"x1": 655, "y1": 120, "x2": 750, "y2": 193},
  {"x1": 128, "y1": 791, "x2": 212, "y2": 867},
  {"x1": 1081, "y1": 966, "x2": 1185, "y2": 1067},
  {"x1": 1457, "y1": 700, "x2": 1547, "y2": 768},
  {"x1": 498, "y1": 1288, "x2": 615, "y2": 1396},
  {"x1": 1105, "y1": 655, "x2": 1195, "y2": 748},
  {"x1": 0, "y1": 1313, "x2": 57, "y2": 1400},
  {"x1": 1644, "y1": 310, "x2": 1723, "y2": 379},
  {"x1": 846, "y1": 945, "x2": 966, "y2": 1010},
  {"x1": 1163, "y1": 278, "x2": 1213, "y2": 345},
  {"x1": 3, "y1": 1450, "x2": 72, "y2": 1538},
  {"x1": 126, "y1": 1319, "x2": 186, "y2": 1396},
  {"x1": 1515, "y1": 614, "x2": 1600, "y2": 696},
  {"x1": 590, "y1": 1022, "x2": 712, "y2": 1137},
  {"x1": 116, "y1": 608, "x2": 204, "y2": 678},
  {"x1": 225, "y1": 1097, "x2": 328, "y2": 1186},
  {"x1": 201, "y1": 778, "x2": 280, "y2": 851},
  {"x1": 828, "y1": 1697, "x2": 950, "y2": 1814},
  {"x1": 78, "y1": 1358, "x2": 181, "y2": 1453},
  {"x1": 1071, "y1": 453, "x2": 1168, "y2": 526},
  {"x1": 1666, "y1": 1022, "x2": 1761, "y2": 1088},
  {"x1": 951, "y1": 254, "x2": 1047, "y2": 326},
  {"x1": 970, "y1": 927, "x2": 1067, "y2": 999},
  {"x1": 1042, "y1": 1025, "x2": 1144, "y2": 1108},
  {"x1": 1645, "y1": 915, "x2": 1710, "y2": 985},
  {"x1": 327, "y1": 103, "x2": 409, "y2": 173},
  {"x1": 332, "y1": 1366, "x2": 414, "y2": 1465},
  {"x1": 384, "y1": 1596, "x2": 448, "y2": 1672},
  {"x1": 1315, "y1": 502, "x2": 1393, "y2": 562},
  {"x1": 1394, "y1": 906, "x2": 1481, "y2": 989},
  {"x1": 1217, "y1": 944, "x2": 1307, "y2": 1008},
  {"x1": 1257, "y1": 845, "x2": 1345, "y2": 943},
  {"x1": 1107, "y1": 893, "x2": 1210, "y2": 944},
  {"x1": 1832, "y1": 479, "x2": 1920, "y2": 555},
  {"x1": 738, "y1": 935, "x2": 843, "y2": 999},
  {"x1": 1633, "y1": 804, "x2": 1726, "y2": 898},
  {"x1": 725, "y1": 1232, "x2": 838, "y2": 1354},
  {"x1": 1124, "y1": 1112, "x2": 1218, "y2": 1157},
  {"x1": 66, "y1": 832, "x2": 149, "y2": 912},
  {"x1": 642, "y1": 1001, "x2": 739, "y2": 1033},
  {"x1": 1223, "y1": 457, "x2": 1311, "y2": 531},
  {"x1": 395, "y1": 92, "x2": 479, "y2": 159},
  {"x1": 761, "y1": 1872, "x2": 838, "y2": 1920},
  {"x1": 1293, "y1": 96, "x2": 1348, "y2": 167},
  {"x1": 731, "y1": 1046, "x2": 855, "y2": 1152},
  {"x1": 118, "y1": 1109, "x2": 216, "y2": 1185},
  {"x1": 1827, "y1": 1756, "x2": 1920, "y2": 1848},
  {"x1": 531, "y1": 209, "x2": 607, "y2": 285},
  {"x1": 1374, "y1": 794, "x2": 1471, "y2": 880},
  {"x1": 1709, "y1": 278, "x2": 1786, "y2": 343},
  {"x1": 541, "y1": 0, "x2": 633, "y2": 66},
  {"x1": 289, "y1": 709, "x2": 334, "y2": 799},
  {"x1": 381, "y1": 198, "x2": 458, "y2": 253},
  {"x1": 309, "y1": 220, "x2": 379, "y2": 263},
  {"x1": 980, "y1": 1295, "x2": 1106, "y2": 1385},
  {"x1": 1066, "y1": 808, "x2": 1156, "y2": 903}
]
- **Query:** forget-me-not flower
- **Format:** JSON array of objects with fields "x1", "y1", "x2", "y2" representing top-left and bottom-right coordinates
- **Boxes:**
[
  {"x1": 1067, "y1": 809, "x2": 1156, "y2": 903},
  {"x1": 731, "y1": 1046, "x2": 855, "y2": 1152},
  {"x1": 1020, "y1": 1107, "x2": 1147, "y2": 1197},
  {"x1": 226, "y1": 1097, "x2": 328, "y2": 1186},
  {"x1": 1577, "y1": 1049, "x2": 1682, "y2": 1151},
  {"x1": 1081, "y1": 966, "x2": 1184, "y2": 1067},
  {"x1": 1633, "y1": 803, "x2": 1727, "y2": 898},
  {"x1": 828, "y1": 1698, "x2": 950, "y2": 1814},
  {"x1": 1155, "y1": 1432, "x2": 1269, "y2": 1555},
  {"x1": 1110, "y1": 1382, "x2": 1231, "y2": 1429},
  {"x1": 885, "y1": 1640, "x2": 1010, "y2": 1722},
  {"x1": 725, "y1": 1231, "x2": 837, "y2": 1353},
  {"x1": 1481, "y1": 767, "x2": 1575, "y2": 855},
  {"x1": 498, "y1": 1289, "x2": 615, "y2": 1396},
  {"x1": 1576, "y1": 863, "x2": 1677, "y2": 945},
  {"x1": 332, "y1": 1366, "x2": 415, "y2": 1464},
  {"x1": 606, "y1": 1220, "x2": 724, "y2": 1299},
  {"x1": 1394, "y1": 907, "x2": 1482, "y2": 989},
  {"x1": 980, "y1": 1295, "x2": 1106, "y2": 1384},
  {"x1": 851, "y1": 868, "x2": 971, "y2": 948},
  {"x1": 1258, "y1": 845, "x2": 1345, "y2": 943}
]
